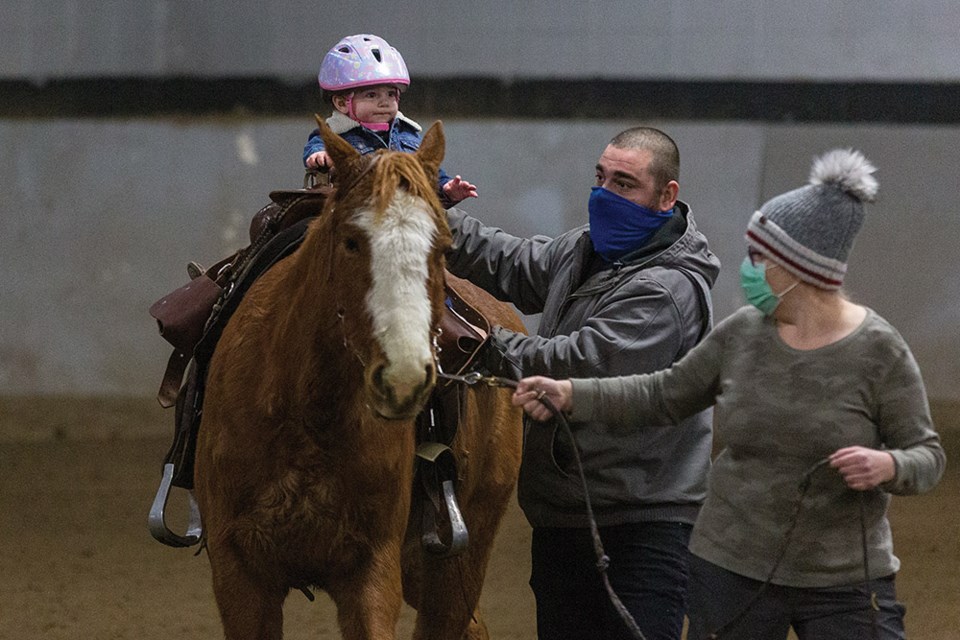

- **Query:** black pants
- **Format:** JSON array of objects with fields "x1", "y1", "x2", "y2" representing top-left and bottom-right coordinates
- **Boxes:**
[
  {"x1": 530, "y1": 521, "x2": 692, "y2": 640},
  {"x1": 686, "y1": 553, "x2": 906, "y2": 640}
]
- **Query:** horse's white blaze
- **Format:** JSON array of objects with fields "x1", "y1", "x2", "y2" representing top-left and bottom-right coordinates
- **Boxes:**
[{"x1": 355, "y1": 191, "x2": 437, "y2": 395}]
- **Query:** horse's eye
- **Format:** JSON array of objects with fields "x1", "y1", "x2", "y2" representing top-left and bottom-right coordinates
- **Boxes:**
[{"x1": 344, "y1": 237, "x2": 360, "y2": 253}]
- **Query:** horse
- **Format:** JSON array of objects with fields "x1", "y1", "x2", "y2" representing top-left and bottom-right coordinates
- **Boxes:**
[{"x1": 192, "y1": 117, "x2": 524, "y2": 640}]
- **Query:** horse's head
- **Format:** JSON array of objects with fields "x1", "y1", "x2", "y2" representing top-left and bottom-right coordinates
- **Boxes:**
[{"x1": 315, "y1": 115, "x2": 452, "y2": 420}]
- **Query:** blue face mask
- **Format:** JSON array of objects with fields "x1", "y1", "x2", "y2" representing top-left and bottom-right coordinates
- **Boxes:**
[
  {"x1": 739, "y1": 256, "x2": 799, "y2": 316},
  {"x1": 588, "y1": 187, "x2": 673, "y2": 263}
]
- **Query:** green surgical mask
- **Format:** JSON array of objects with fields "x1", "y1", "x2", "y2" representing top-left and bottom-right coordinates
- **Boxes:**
[{"x1": 739, "y1": 257, "x2": 798, "y2": 316}]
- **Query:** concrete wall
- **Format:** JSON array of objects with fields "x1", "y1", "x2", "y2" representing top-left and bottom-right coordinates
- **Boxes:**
[
  {"x1": 1, "y1": 3, "x2": 958, "y2": 405},
  {"x1": 3, "y1": 1, "x2": 960, "y2": 81},
  {"x1": 2, "y1": 118, "x2": 958, "y2": 401}
]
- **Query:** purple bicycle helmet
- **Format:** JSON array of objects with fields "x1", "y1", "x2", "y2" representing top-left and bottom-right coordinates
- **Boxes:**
[{"x1": 318, "y1": 34, "x2": 410, "y2": 93}]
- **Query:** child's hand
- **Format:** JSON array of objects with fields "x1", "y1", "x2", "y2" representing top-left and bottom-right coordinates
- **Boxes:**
[
  {"x1": 442, "y1": 176, "x2": 478, "y2": 205},
  {"x1": 306, "y1": 151, "x2": 332, "y2": 170}
]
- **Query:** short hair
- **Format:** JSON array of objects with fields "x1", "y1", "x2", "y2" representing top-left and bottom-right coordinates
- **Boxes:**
[
  {"x1": 324, "y1": 90, "x2": 346, "y2": 107},
  {"x1": 609, "y1": 127, "x2": 680, "y2": 191}
]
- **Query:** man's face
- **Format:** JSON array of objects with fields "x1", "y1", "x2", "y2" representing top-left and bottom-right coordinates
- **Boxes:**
[{"x1": 594, "y1": 145, "x2": 677, "y2": 211}]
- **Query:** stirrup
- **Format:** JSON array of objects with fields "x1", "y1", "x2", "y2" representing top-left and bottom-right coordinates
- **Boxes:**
[
  {"x1": 148, "y1": 463, "x2": 203, "y2": 547},
  {"x1": 416, "y1": 442, "x2": 468, "y2": 557},
  {"x1": 421, "y1": 479, "x2": 468, "y2": 557}
]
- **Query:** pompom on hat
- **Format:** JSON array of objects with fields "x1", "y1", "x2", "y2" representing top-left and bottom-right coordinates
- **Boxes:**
[{"x1": 745, "y1": 149, "x2": 878, "y2": 290}]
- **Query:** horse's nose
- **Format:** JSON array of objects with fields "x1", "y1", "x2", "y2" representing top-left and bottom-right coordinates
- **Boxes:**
[{"x1": 370, "y1": 360, "x2": 436, "y2": 415}]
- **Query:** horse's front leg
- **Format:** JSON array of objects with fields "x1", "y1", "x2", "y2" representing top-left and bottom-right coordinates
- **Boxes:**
[
  {"x1": 207, "y1": 539, "x2": 286, "y2": 640},
  {"x1": 409, "y1": 545, "x2": 491, "y2": 640},
  {"x1": 329, "y1": 542, "x2": 406, "y2": 640}
]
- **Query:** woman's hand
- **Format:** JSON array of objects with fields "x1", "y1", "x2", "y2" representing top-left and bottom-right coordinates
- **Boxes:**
[
  {"x1": 511, "y1": 376, "x2": 573, "y2": 422},
  {"x1": 829, "y1": 446, "x2": 896, "y2": 490}
]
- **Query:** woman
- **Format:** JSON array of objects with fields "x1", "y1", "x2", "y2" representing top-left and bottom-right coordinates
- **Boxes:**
[{"x1": 513, "y1": 149, "x2": 945, "y2": 640}]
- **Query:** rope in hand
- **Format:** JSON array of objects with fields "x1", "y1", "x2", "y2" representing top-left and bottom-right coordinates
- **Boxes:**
[
  {"x1": 454, "y1": 374, "x2": 881, "y2": 640},
  {"x1": 442, "y1": 372, "x2": 648, "y2": 640}
]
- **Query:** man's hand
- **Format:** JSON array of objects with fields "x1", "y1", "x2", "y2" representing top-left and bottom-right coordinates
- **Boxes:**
[
  {"x1": 475, "y1": 333, "x2": 519, "y2": 380},
  {"x1": 829, "y1": 446, "x2": 896, "y2": 490},
  {"x1": 442, "y1": 176, "x2": 478, "y2": 205}
]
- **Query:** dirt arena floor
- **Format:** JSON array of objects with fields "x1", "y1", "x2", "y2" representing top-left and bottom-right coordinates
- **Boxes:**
[{"x1": 0, "y1": 398, "x2": 957, "y2": 640}]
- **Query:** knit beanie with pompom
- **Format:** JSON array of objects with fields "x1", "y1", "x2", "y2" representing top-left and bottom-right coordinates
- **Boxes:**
[{"x1": 745, "y1": 149, "x2": 879, "y2": 290}]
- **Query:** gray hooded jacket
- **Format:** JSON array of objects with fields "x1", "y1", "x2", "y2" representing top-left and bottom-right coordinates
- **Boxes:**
[{"x1": 446, "y1": 203, "x2": 721, "y2": 528}]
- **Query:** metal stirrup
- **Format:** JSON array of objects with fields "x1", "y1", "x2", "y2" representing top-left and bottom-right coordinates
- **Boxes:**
[{"x1": 148, "y1": 463, "x2": 203, "y2": 547}]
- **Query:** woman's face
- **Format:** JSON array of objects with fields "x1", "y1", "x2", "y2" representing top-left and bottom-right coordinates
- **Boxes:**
[{"x1": 748, "y1": 247, "x2": 797, "y2": 294}]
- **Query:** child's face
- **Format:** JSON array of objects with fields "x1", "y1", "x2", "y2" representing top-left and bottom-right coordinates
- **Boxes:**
[{"x1": 336, "y1": 85, "x2": 400, "y2": 124}]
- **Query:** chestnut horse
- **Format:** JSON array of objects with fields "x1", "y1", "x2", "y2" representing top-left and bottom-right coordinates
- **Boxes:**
[{"x1": 193, "y1": 118, "x2": 524, "y2": 640}]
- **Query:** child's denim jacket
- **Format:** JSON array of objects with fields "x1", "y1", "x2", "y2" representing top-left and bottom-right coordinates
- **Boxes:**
[{"x1": 302, "y1": 111, "x2": 453, "y2": 191}]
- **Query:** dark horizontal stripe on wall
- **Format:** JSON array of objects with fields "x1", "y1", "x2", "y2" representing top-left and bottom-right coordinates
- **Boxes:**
[{"x1": 3, "y1": 77, "x2": 960, "y2": 123}]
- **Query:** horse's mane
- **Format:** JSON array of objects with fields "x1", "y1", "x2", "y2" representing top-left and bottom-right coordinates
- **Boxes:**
[
  {"x1": 368, "y1": 151, "x2": 445, "y2": 224},
  {"x1": 302, "y1": 146, "x2": 452, "y2": 311}
]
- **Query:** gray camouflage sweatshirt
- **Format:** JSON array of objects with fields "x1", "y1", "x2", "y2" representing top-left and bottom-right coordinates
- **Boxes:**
[
  {"x1": 571, "y1": 306, "x2": 945, "y2": 587},
  {"x1": 446, "y1": 203, "x2": 720, "y2": 528}
]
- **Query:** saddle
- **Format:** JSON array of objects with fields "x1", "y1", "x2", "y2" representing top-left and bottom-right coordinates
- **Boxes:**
[{"x1": 148, "y1": 178, "x2": 489, "y2": 556}]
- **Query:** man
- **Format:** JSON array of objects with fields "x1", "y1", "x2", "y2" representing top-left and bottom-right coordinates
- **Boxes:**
[{"x1": 445, "y1": 127, "x2": 720, "y2": 640}]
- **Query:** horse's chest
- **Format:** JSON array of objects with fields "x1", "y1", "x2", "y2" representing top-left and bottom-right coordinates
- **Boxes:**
[{"x1": 250, "y1": 447, "x2": 414, "y2": 540}]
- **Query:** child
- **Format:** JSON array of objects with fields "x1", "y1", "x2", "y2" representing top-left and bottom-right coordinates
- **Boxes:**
[{"x1": 303, "y1": 33, "x2": 477, "y2": 207}]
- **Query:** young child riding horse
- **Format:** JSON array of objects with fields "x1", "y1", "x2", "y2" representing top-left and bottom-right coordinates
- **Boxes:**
[{"x1": 303, "y1": 33, "x2": 477, "y2": 208}]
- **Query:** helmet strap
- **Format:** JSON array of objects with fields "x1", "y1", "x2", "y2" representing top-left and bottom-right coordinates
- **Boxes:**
[{"x1": 343, "y1": 93, "x2": 357, "y2": 121}]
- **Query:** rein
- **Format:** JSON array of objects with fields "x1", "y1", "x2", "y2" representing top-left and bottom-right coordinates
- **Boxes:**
[{"x1": 336, "y1": 153, "x2": 381, "y2": 198}]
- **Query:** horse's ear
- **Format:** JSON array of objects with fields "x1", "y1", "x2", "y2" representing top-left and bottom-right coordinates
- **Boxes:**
[
  {"x1": 416, "y1": 121, "x2": 446, "y2": 180},
  {"x1": 316, "y1": 114, "x2": 360, "y2": 171}
]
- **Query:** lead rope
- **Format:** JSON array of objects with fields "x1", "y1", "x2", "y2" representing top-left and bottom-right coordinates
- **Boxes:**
[
  {"x1": 707, "y1": 459, "x2": 881, "y2": 640},
  {"x1": 538, "y1": 391, "x2": 649, "y2": 640},
  {"x1": 442, "y1": 373, "x2": 648, "y2": 640}
]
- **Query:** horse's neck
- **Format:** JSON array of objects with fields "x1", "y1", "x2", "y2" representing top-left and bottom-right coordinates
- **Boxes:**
[{"x1": 265, "y1": 229, "x2": 365, "y2": 412}]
